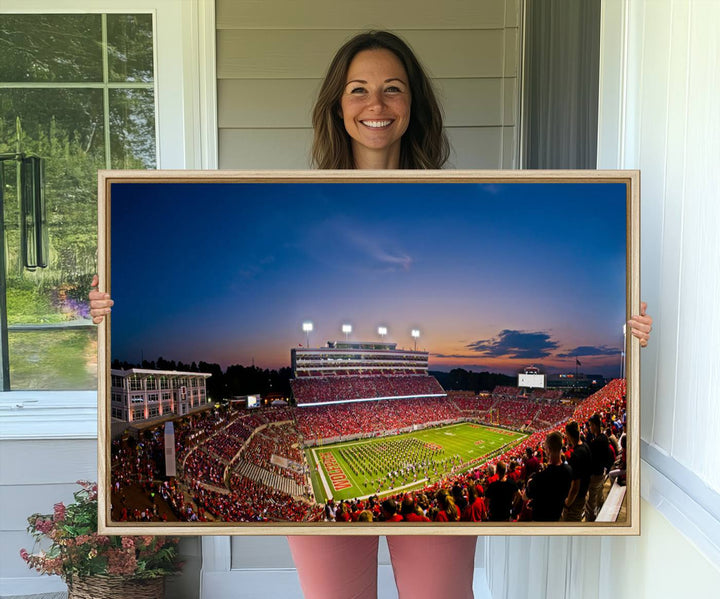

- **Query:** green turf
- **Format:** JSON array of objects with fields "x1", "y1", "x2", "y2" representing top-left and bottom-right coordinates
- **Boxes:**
[{"x1": 306, "y1": 422, "x2": 526, "y2": 502}]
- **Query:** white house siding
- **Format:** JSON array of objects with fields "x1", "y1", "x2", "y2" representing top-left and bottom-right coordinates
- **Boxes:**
[{"x1": 216, "y1": 0, "x2": 522, "y2": 169}]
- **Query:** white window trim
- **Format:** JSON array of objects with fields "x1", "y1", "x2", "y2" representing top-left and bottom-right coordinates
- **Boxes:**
[
  {"x1": 0, "y1": 0, "x2": 217, "y2": 439},
  {"x1": 641, "y1": 443, "x2": 720, "y2": 567}
]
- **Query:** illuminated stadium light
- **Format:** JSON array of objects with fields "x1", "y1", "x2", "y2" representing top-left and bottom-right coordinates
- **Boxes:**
[
  {"x1": 411, "y1": 329, "x2": 420, "y2": 351},
  {"x1": 342, "y1": 323, "x2": 352, "y2": 340},
  {"x1": 377, "y1": 326, "x2": 388, "y2": 340},
  {"x1": 302, "y1": 321, "x2": 313, "y2": 347}
]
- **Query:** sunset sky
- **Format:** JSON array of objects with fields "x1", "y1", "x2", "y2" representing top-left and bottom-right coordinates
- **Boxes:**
[{"x1": 111, "y1": 180, "x2": 628, "y2": 378}]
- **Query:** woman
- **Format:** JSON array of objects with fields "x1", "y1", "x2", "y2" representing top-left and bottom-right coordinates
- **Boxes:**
[
  {"x1": 434, "y1": 489, "x2": 460, "y2": 522},
  {"x1": 90, "y1": 30, "x2": 653, "y2": 599}
]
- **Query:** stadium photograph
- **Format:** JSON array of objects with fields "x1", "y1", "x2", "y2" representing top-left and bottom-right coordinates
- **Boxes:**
[{"x1": 100, "y1": 172, "x2": 636, "y2": 532}]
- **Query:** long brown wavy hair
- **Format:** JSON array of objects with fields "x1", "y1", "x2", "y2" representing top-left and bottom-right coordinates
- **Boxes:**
[{"x1": 311, "y1": 31, "x2": 449, "y2": 169}]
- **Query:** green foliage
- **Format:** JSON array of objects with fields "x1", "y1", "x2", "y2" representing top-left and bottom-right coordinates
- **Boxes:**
[
  {"x1": 5, "y1": 285, "x2": 65, "y2": 324},
  {"x1": 20, "y1": 481, "x2": 182, "y2": 583},
  {"x1": 8, "y1": 328, "x2": 97, "y2": 390}
]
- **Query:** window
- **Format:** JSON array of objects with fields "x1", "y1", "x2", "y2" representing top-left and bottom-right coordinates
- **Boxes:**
[{"x1": 0, "y1": 13, "x2": 156, "y2": 391}]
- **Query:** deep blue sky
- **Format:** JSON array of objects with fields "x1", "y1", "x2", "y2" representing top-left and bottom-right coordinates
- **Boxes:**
[{"x1": 111, "y1": 181, "x2": 627, "y2": 377}]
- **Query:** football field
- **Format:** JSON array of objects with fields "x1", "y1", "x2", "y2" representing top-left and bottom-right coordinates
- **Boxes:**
[{"x1": 305, "y1": 422, "x2": 526, "y2": 502}]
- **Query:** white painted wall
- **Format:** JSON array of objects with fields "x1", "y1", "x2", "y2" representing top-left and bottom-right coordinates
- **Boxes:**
[{"x1": 486, "y1": 1, "x2": 720, "y2": 596}]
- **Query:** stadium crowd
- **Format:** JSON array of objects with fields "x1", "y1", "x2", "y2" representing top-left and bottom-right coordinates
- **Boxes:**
[
  {"x1": 110, "y1": 404, "x2": 318, "y2": 522},
  {"x1": 325, "y1": 380, "x2": 627, "y2": 523},
  {"x1": 111, "y1": 373, "x2": 627, "y2": 524},
  {"x1": 290, "y1": 374, "x2": 445, "y2": 404},
  {"x1": 295, "y1": 397, "x2": 460, "y2": 441}
]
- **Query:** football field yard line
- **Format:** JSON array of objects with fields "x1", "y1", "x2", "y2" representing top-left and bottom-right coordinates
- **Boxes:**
[{"x1": 310, "y1": 448, "x2": 332, "y2": 500}]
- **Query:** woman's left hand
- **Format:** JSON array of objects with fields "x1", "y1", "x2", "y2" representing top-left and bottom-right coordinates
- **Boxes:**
[{"x1": 627, "y1": 301, "x2": 652, "y2": 348}]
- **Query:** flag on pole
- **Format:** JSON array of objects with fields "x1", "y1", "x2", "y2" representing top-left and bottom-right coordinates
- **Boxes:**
[{"x1": 576, "y1": 358, "x2": 582, "y2": 366}]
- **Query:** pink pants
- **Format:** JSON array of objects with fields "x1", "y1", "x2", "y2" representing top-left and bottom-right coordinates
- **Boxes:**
[{"x1": 288, "y1": 535, "x2": 477, "y2": 599}]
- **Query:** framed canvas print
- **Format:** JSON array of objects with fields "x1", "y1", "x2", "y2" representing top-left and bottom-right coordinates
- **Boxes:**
[{"x1": 97, "y1": 170, "x2": 640, "y2": 536}]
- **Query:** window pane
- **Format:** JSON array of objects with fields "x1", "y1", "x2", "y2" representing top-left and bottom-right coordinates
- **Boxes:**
[
  {"x1": 1, "y1": 88, "x2": 105, "y2": 282},
  {"x1": 107, "y1": 14, "x2": 154, "y2": 83},
  {"x1": 1, "y1": 13, "x2": 157, "y2": 391},
  {"x1": 110, "y1": 89, "x2": 156, "y2": 168},
  {"x1": 1, "y1": 88, "x2": 103, "y2": 391},
  {"x1": 0, "y1": 89, "x2": 106, "y2": 162},
  {"x1": 0, "y1": 14, "x2": 103, "y2": 82}
]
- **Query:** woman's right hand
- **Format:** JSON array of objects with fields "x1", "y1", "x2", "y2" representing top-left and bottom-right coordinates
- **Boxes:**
[{"x1": 89, "y1": 274, "x2": 113, "y2": 324}]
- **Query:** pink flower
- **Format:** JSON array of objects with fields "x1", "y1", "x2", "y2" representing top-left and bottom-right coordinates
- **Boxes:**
[
  {"x1": 43, "y1": 557, "x2": 64, "y2": 576},
  {"x1": 34, "y1": 518, "x2": 53, "y2": 535},
  {"x1": 53, "y1": 502, "x2": 66, "y2": 522},
  {"x1": 121, "y1": 537, "x2": 135, "y2": 549},
  {"x1": 107, "y1": 548, "x2": 137, "y2": 576},
  {"x1": 19, "y1": 548, "x2": 29, "y2": 562}
]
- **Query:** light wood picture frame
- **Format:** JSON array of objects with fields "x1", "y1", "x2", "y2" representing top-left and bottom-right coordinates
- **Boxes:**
[{"x1": 97, "y1": 169, "x2": 640, "y2": 536}]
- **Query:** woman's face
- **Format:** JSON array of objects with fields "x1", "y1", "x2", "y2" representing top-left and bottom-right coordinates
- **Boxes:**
[{"x1": 340, "y1": 48, "x2": 411, "y2": 166}]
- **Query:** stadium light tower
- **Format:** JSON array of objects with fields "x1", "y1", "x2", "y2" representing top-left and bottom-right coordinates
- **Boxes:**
[
  {"x1": 411, "y1": 329, "x2": 420, "y2": 351},
  {"x1": 377, "y1": 326, "x2": 387, "y2": 341},
  {"x1": 342, "y1": 323, "x2": 352, "y2": 341},
  {"x1": 302, "y1": 321, "x2": 313, "y2": 348}
]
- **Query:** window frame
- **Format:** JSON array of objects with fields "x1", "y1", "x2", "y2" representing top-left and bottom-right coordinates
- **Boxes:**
[{"x1": 0, "y1": 0, "x2": 217, "y2": 439}]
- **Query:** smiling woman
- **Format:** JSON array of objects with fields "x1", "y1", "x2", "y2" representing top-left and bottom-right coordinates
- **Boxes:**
[
  {"x1": 311, "y1": 30, "x2": 448, "y2": 170},
  {"x1": 340, "y1": 48, "x2": 412, "y2": 169}
]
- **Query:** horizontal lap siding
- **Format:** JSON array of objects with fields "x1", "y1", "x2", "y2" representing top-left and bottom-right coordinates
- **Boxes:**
[
  {"x1": 216, "y1": 0, "x2": 516, "y2": 30},
  {"x1": 218, "y1": 30, "x2": 510, "y2": 79},
  {"x1": 217, "y1": 1, "x2": 521, "y2": 169},
  {"x1": 0, "y1": 439, "x2": 97, "y2": 580}
]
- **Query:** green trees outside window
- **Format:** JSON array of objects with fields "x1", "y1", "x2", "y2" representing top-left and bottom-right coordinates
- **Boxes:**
[{"x1": 0, "y1": 13, "x2": 156, "y2": 389}]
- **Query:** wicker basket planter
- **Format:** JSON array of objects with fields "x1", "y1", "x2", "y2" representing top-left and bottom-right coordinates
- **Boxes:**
[{"x1": 67, "y1": 575, "x2": 165, "y2": 599}]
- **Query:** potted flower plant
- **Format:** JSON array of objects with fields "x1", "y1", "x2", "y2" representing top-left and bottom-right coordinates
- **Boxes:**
[{"x1": 20, "y1": 481, "x2": 182, "y2": 599}]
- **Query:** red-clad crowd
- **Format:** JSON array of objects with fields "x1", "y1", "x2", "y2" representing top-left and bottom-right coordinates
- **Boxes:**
[
  {"x1": 295, "y1": 396, "x2": 460, "y2": 441},
  {"x1": 448, "y1": 392, "x2": 495, "y2": 413},
  {"x1": 327, "y1": 380, "x2": 628, "y2": 523},
  {"x1": 290, "y1": 374, "x2": 445, "y2": 404},
  {"x1": 111, "y1": 404, "x2": 317, "y2": 523},
  {"x1": 111, "y1": 378, "x2": 627, "y2": 524}
]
